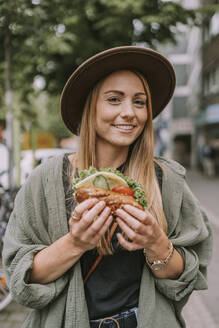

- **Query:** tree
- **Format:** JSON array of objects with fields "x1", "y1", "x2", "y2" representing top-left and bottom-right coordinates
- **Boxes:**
[
  {"x1": 0, "y1": 0, "x2": 218, "y2": 185},
  {"x1": 0, "y1": 0, "x2": 199, "y2": 104},
  {"x1": 32, "y1": 0, "x2": 198, "y2": 95}
]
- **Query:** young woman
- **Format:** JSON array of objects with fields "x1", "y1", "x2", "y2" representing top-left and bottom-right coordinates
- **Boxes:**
[{"x1": 3, "y1": 46, "x2": 212, "y2": 328}]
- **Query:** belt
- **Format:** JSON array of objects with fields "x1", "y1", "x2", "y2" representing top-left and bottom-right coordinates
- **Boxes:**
[{"x1": 90, "y1": 308, "x2": 138, "y2": 328}]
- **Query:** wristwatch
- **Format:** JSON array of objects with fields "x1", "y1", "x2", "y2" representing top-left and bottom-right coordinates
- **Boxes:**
[{"x1": 143, "y1": 241, "x2": 174, "y2": 271}]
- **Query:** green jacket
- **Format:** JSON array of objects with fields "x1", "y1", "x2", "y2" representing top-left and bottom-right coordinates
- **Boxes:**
[{"x1": 2, "y1": 155, "x2": 212, "y2": 328}]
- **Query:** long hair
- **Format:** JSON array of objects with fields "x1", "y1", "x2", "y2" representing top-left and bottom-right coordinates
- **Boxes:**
[{"x1": 72, "y1": 70, "x2": 167, "y2": 255}]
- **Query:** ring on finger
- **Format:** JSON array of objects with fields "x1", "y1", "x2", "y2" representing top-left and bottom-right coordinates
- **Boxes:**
[
  {"x1": 71, "y1": 212, "x2": 80, "y2": 220},
  {"x1": 72, "y1": 216, "x2": 80, "y2": 220}
]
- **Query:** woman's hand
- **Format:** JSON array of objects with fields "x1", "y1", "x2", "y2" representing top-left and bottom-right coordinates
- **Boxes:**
[
  {"x1": 116, "y1": 204, "x2": 184, "y2": 278},
  {"x1": 29, "y1": 198, "x2": 113, "y2": 284},
  {"x1": 116, "y1": 204, "x2": 169, "y2": 255},
  {"x1": 69, "y1": 198, "x2": 113, "y2": 254}
]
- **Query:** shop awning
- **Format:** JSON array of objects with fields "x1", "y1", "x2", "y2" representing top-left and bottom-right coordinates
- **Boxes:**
[{"x1": 196, "y1": 104, "x2": 219, "y2": 125}]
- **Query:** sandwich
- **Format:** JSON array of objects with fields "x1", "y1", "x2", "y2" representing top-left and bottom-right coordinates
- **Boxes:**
[{"x1": 72, "y1": 167, "x2": 147, "y2": 215}]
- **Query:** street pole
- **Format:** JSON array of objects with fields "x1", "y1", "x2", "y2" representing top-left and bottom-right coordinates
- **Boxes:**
[
  {"x1": 13, "y1": 113, "x2": 21, "y2": 186},
  {"x1": 4, "y1": 26, "x2": 14, "y2": 188}
]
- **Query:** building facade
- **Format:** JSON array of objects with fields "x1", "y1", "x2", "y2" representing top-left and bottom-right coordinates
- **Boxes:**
[
  {"x1": 155, "y1": 0, "x2": 219, "y2": 174},
  {"x1": 197, "y1": 1, "x2": 219, "y2": 173},
  {"x1": 156, "y1": 0, "x2": 202, "y2": 167}
]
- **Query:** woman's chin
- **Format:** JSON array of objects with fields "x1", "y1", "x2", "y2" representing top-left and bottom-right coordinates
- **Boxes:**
[{"x1": 109, "y1": 138, "x2": 136, "y2": 148}]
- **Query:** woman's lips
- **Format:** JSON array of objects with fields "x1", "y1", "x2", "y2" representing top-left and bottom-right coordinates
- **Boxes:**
[{"x1": 112, "y1": 124, "x2": 136, "y2": 131}]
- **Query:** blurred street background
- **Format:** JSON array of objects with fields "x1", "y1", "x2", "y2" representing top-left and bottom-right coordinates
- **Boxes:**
[{"x1": 0, "y1": 0, "x2": 219, "y2": 326}]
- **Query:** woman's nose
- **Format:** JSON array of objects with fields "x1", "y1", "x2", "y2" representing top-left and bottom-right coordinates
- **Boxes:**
[{"x1": 120, "y1": 100, "x2": 135, "y2": 119}]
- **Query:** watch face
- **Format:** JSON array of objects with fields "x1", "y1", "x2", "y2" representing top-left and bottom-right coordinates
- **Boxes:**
[{"x1": 151, "y1": 261, "x2": 166, "y2": 271}]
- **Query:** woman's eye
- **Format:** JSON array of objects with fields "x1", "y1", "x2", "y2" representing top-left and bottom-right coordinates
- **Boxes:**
[
  {"x1": 108, "y1": 97, "x2": 121, "y2": 103},
  {"x1": 134, "y1": 99, "x2": 146, "y2": 106}
]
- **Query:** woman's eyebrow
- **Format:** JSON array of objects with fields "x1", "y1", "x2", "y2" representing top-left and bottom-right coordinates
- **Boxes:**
[
  {"x1": 104, "y1": 90, "x2": 124, "y2": 95},
  {"x1": 104, "y1": 90, "x2": 146, "y2": 96},
  {"x1": 135, "y1": 92, "x2": 147, "y2": 97}
]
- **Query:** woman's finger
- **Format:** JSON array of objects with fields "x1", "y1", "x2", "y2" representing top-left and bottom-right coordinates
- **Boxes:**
[
  {"x1": 116, "y1": 208, "x2": 146, "y2": 235},
  {"x1": 73, "y1": 198, "x2": 99, "y2": 218},
  {"x1": 83, "y1": 206, "x2": 111, "y2": 239},
  {"x1": 92, "y1": 215, "x2": 113, "y2": 244},
  {"x1": 122, "y1": 205, "x2": 155, "y2": 225},
  {"x1": 116, "y1": 217, "x2": 144, "y2": 245},
  {"x1": 117, "y1": 233, "x2": 140, "y2": 251},
  {"x1": 77, "y1": 201, "x2": 106, "y2": 232}
]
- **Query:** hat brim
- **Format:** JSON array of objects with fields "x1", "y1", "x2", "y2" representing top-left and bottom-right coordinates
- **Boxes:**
[{"x1": 61, "y1": 46, "x2": 175, "y2": 135}]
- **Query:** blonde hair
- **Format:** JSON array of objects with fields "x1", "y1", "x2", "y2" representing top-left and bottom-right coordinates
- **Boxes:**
[{"x1": 72, "y1": 70, "x2": 167, "y2": 255}]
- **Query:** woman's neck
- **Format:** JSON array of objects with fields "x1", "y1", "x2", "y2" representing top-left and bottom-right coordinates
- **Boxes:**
[{"x1": 96, "y1": 142, "x2": 129, "y2": 169}]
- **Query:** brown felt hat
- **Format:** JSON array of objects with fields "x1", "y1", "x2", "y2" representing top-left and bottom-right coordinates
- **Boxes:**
[{"x1": 61, "y1": 46, "x2": 176, "y2": 135}]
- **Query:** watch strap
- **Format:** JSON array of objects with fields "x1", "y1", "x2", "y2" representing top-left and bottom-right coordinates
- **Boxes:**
[{"x1": 143, "y1": 240, "x2": 174, "y2": 271}]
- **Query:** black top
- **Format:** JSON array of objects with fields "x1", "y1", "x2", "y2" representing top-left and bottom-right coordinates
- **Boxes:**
[{"x1": 63, "y1": 155, "x2": 163, "y2": 319}]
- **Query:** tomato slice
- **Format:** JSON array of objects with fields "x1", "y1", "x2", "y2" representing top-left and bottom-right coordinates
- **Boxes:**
[{"x1": 111, "y1": 186, "x2": 134, "y2": 197}]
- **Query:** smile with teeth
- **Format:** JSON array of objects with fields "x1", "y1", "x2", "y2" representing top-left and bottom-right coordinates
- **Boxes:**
[{"x1": 113, "y1": 124, "x2": 136, "y2": 130}]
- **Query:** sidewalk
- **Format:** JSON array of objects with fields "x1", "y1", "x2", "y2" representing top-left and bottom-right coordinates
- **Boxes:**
[
  {"x1": 183, "y1": 168, "x2": 219, "y2": 327},
  {"x1": 186, "y1": 168, "x2": 219, "y2": 218},
  {"x1": 0, "y1": 301, "x2": 30, "y2": 328},
  {"x1": 183, "y1": 291, "x2": 217, "y2": 328}
]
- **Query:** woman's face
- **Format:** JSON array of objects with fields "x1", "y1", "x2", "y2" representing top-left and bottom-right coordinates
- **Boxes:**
[{"x1": 95, "y1": 70, "x2": 148, "y2": 150}]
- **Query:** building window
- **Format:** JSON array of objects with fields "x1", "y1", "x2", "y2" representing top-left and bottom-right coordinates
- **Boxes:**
[
  {"x1": 211, "y1": 12, "x2": 219, "y2": 36},
  {"x1": 216, "y1": 65, "x2": 219, "y2": 86},
  {"x1": 174, "y1": 64, "x2": 188, "y2": 86},
  {"x1": 203, "y1": 12, "x2": 219, "y2": 43},
  {"x1": 203, "y1": 20, "x2": 211, "y2": 43},
  {"x1": 204, "y1": 65, "x2": 219, "y2": 96},
  {"x1": 204, "y1": 73, "x2": 210, "y2": 96},
  {"x1": 172, "y1": 97, "x2": 188, "y2": 119}
]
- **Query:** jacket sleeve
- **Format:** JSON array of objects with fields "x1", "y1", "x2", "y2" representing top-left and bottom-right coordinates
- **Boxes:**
[
  {"x1": 154, "y1": 179, "x2": 212, "y2": 302},
  {"x1": 2, "y1": 166, "x2": 70, "y2": 309}
]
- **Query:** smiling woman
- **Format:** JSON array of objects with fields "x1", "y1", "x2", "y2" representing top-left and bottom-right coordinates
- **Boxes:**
[
  {"x1": 95, "y1": 70, "x2": 148, "y2": 157},
  {"x1": 2, "y1": 46, "x2": 212, "y2": 328}
]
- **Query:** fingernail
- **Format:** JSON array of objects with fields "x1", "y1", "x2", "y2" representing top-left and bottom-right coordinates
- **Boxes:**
[{"x1": 91, "y1": 198, "x2": 98, "y2": 202}]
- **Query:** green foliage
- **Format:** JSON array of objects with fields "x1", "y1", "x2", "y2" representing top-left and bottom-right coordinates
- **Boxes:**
[
  {"x1": 0, "y1": 0, "x2": 215, "y2": 138},
  {"x1": 42, "y1": 95, "x2": 72, "y2": 139}
]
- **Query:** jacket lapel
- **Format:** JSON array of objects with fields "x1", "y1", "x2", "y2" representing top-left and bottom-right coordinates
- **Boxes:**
[
  {"x1": 44, "y1": 155, "x2": 69, "y2": 241},
  {"x1": 159, "y1": 157, "x2": 185, "y2": 237}
]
